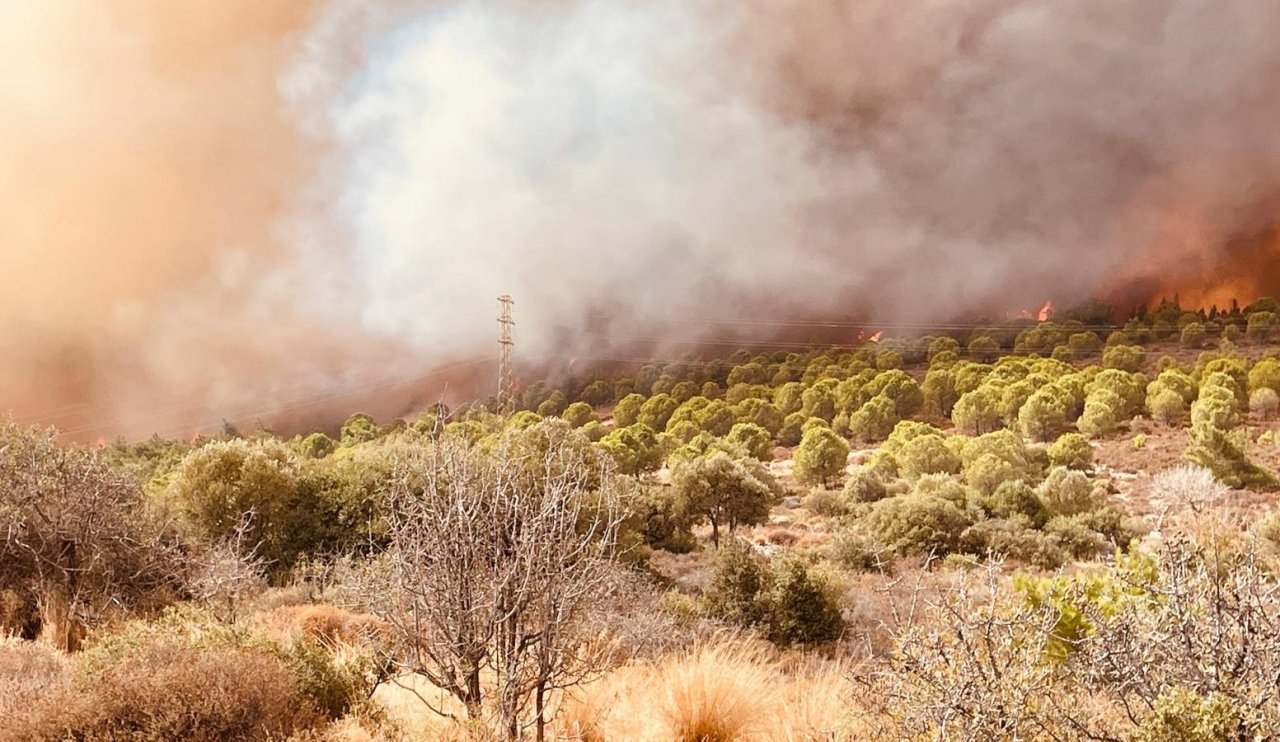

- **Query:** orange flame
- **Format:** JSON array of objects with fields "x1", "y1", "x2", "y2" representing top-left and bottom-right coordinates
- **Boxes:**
[
  {"x1": 869, "y1": 331, "x2": 883, "y2": 343},
  {"x1": 1038, "y1": 300, "x2": 1053, "y2": 322}
]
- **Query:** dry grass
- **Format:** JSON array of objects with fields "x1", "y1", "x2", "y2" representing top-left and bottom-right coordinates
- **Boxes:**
[
  {"x1": 255, "y1": 603, "x2": 385, "y2": 647},
  {"x1": 367, "y1": 638, "x2": 859, "y2": 741}
]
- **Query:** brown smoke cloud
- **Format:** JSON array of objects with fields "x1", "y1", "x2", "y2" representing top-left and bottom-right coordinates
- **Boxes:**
[
  {"x1": 0, "y1": 0, "x2": 442, "y2": 438},
  {"x1": 5, "y1": 0, "x2": 1280, "y2": 439}
]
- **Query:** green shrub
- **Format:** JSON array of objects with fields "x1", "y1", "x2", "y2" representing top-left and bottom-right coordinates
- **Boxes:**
[
  {"x1": 952, "y1": 388, "x2": 1002, "y2": 435},
  {"x1": 726, "y1": 422, "x2": 773, "y2": 461},
  {"x1": 1018, "y1": 389, "x2": 1068, "y2": 442},
  {"x1": 766, "y1": 558, "x2": 844, "y2": 646},
  {"x1": 863, "y1": 494, "x2": 971, "y2": 556},
  {"x1": 898, "y1": 433, "x2": 961, "y2": 480},
  {"x1": 1102, "y1": 344, "x2": 1143, "y2": 372},
  {"x1": 1249, "y1": 388, "x2": 1279, "y2": 420},
  {"x1": 1180, "y1": 322, "x2": 1206, "y2": 349},
  {"x1": 793, "y1": 426, "x2": 850, "y2": 486},
  {"x1": 1132, "y1": 687, "x2": 1255, "y2": 742},
  {"x1": 1047, "y1": 432, "x2": 1093, "y2": 470},
  {"x1": 826, "y1": 530, "x2": 890, "y2": 571},
  {"x1": 980, "y1": 480, "x2": 1049, "y2": 528},
  {"x1": 1148, "y1": 387, "x2": 1186, "y2": 425},
  {"x1": 777, "y1": 412, "x2": 807, "y2": 447},
  {"x1": 613, "y1": 393, "x2": 646, "y2": 427},
  {"x1": 562, "y1": 401, "x2": 598, "y2": 428},
  {"x1": 848, "y1": 395, "x2": 899, "y2": 442},
  {"x1": 702, "y1": 542, "x2": 766, "y2": 628},
  {"x1": 1042, "y1": 516, "x2": 1106, "y2": 559},
  {"x1": 964, "y1": 518, "x2": 1067, "y2": 569},
  {"x1": 842, "y1": 465, "x2": 896, "y2": 503},
  {"x1": 1036, "y1": 466, "x2": 1098, "y2": 517},
  {"x1": 803, "y1": 488, "x2": 849, "y2": 517}
]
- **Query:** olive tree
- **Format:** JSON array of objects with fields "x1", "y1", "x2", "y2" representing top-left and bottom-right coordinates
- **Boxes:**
[
  {"x1": 0, "y1": 422, "x2": 181, "y2": 650},
  {"x1": 671, "y1": 451, "x2": 781, "y2": 548}
]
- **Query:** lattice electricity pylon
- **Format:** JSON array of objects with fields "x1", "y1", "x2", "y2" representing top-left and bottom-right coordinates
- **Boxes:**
[{"x1": 497, "y1": 295, "x2": 515, "y2": 414}]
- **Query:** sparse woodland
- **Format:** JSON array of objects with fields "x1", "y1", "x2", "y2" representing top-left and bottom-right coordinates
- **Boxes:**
[{"x1": 7, "y1": 299, "x2": 1280, "y2": 740}]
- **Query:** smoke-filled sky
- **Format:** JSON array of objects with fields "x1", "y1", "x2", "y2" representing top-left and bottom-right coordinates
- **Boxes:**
[{"x1": 4, "y1": 0, "x2": 1280, "y2": 438}]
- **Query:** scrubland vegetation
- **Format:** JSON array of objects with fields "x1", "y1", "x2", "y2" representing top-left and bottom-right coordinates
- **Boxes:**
[{"x1": 7, "y1": 298, "x2": 1280, "y2": 739}]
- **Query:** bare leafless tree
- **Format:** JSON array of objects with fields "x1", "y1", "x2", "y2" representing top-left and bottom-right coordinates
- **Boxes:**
[
  {"x1": 1077, "y1": 537, "x2": 1280, "y2": 736},
  {"x1": 865, "y1": 562, "x2": 1082, "y2": 741},
  {"x1": 0, "y1": 422, "x2": 182, "y2": 650},
  {"x1": 376, "y1": 421, "x2": 623, "y2": 741},
  {"x1": 189, "y1": 510, "x2": 268, "y2": 623}
]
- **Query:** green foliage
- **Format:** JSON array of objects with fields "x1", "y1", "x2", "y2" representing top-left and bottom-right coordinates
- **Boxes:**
[
  {"x1": 1016, "y1": 548, "x2": 1157, "y2": 661},
  {"x1": 1132, "y1": 688, "x2": 1255, "y2": 742},
  {"x1": 766, "y1": 557, "x2": 844, "y2": 646},
  {"x1": 865, "y1": 370, "x2": 925, "y2": 417},
  {"x1": 339, "y1": 413, "x2": 381, "y2": 445},
  {"x1": 296, "y1": 432, "x2": 337, "y2": 459},
  {"x1": 168, "y1": 439, "x2": 307, "y2": 572},
  {"x1": 1184, "y1": 425, "x2": 1275, "y2": 489},
  {"x1": 1078, "y1": 390, "x2": 1121, "y2": 439},
  {"x1": 1180, "y1": 322, "x2": 1206, "y2": 348},
  {"x1": 726, "y1": 422, "x2": 773, "y2": 461},
  {"x1": 562, "y1": 401, "x2": 598, "y2": 428},
  {"x1": 671, "y1": 452, "x2": 781, "y2": 547},
  {"x1": 619, "y1": 481, "x2": 695, "y2": 553},
  {"x1": 1068, "y1": 331, "x2": 1103, "y2": 357},
  {"x1": 637, "y1": 393, "x2": 680, "y2": 431},
  {"x1": 964, "y1": 517, "x2": 1067, "y2": 569},
  {"x1": 842, "y1": 465, "x2": 898, "y2": 503},
  {"x1": 773, "y1": 382, "x2": 805, "y2": 416},
  {"x1": 848, "y1": 395, "x2": 899, "y2": 442},
  {"x1": 897, "y1": 433, "x2": 962, "y2": 481},
  {"x1": 732, "y1": 398, "x2": 784, "y2": 436},
  {"x1": 702, "y1": 541, "x2": 766, "y2": 627},
  {"x1": 793, "y1": 426, "x2": 850, "y2": 485},
  {"x1": 863, "y1": 494, "x2": 972, "y2": 556},
  {"x1": 968, "y1": 335, "x2": 1001, "y2": 363},
  {"x1": 777, "y1": 411, "x2": 807, "y2": 447},
  {"x1": 597, "y1": 424, "x2": 663, "y2": 475},
  {"x1": 980, "y1": 480, "x2": 1049, "y2": 528},
  {"x1": 959, "y1": 430, "x2": 1043, "y2": 495},
  {"x1": 802, "y1": 488, "x2": 849, "y2": 517},
  {"x1": 1018, "y1": 388, "x2": 1067, "y2": 442},
  {"x1": 1249, "y1": 387, "x2": 1279, "y2": 420},
  {"x1": 952, "y1": 388, "x2": 1002, "y2": 435},
  {"x1": 1047, "y1": 432, "x2": 1093, "y2": 470},
  {"x1": 1102, "y1": 344, "x2": 1143, "y2": 372},
  {"x1": 800, "y1": 383, "x2": 838, "y2": 423},
  {"x1": 922, "y1": 367, "x2": 959, "y2": 418},
  {"x1": 1036, "y1": 466, "x2": 1099, "y2": 517},
  {"x1": 536, "y1": 391, "x2": 568, "y2": 418},
  {"x1": 1246, "y1": 310, "x2": 1278, "y2": 343},
  {"x1": 1247, "y1": 358, "x2": 1280, "y2": 395},
  {"x1": 613, "y1": 393, "x2": 645, "y2": 427},
  {"x1": 1147, "y1": 388, "x2": 1187, "y2": 425}
]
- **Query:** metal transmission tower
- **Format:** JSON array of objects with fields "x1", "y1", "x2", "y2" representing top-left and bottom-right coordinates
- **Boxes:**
[{"x1": 497, "y1": 295, "x2": 515, "y2": 413}]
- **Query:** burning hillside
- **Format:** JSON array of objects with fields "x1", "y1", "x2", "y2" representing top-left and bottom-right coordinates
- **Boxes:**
[{"x1": 4, "y1": 0, "x2": 1280, "y2": 438}]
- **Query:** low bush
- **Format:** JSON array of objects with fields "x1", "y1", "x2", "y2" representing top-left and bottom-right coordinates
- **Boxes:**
[{"x1": 863, "y1": 494, "x2": 972, "y2": 557}]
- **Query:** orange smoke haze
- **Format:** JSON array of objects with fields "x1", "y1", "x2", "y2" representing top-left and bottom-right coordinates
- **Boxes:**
[
  {"x1": 5, "y1": 0, "x2": 1280, "y2": 440},
  {"x1": 0, "y1": 1, "x2": 459, "y2": 438}
]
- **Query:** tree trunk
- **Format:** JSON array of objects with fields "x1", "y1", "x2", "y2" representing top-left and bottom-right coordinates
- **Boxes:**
[
  {"x1": 535, "y1": 681, "x2": 546, "y2": 742},
  {"x1": 710, "y1": 517, "x2": 720, "y2": 548},
  {"x1": 36, "y1": 589, "x2": 82, "y2": 653}
]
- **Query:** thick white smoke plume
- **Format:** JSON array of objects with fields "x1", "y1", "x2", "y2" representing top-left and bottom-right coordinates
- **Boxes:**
[{"x1": 5, "y1": 0, "x2": 1280, "y2": 437}]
